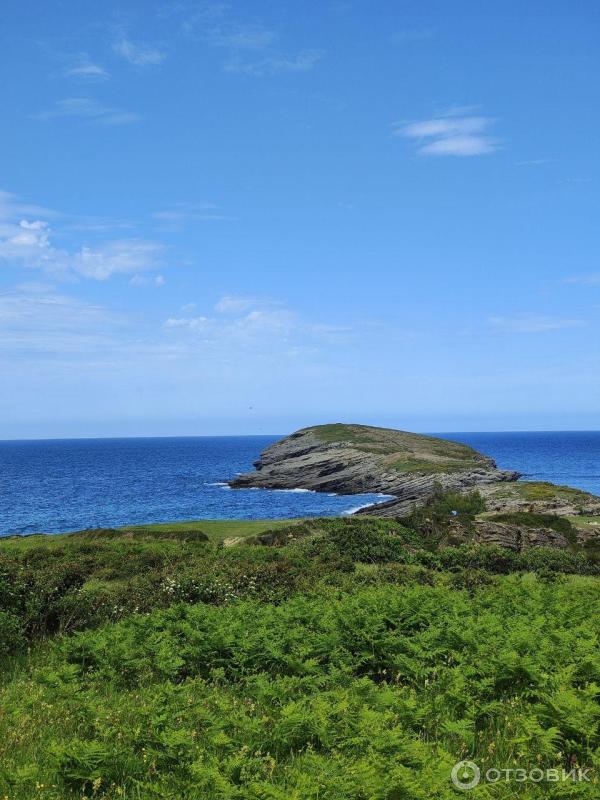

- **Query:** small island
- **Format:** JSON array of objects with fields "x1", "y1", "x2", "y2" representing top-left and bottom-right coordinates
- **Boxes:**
[{"x1": 231, "y1": 423, "x2": 600, "y2": 550}]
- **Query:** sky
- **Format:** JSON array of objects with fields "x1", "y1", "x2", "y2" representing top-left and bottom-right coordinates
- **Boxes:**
[{"x1": 0, "y1": 0, "x2": 599, "y2": 438}]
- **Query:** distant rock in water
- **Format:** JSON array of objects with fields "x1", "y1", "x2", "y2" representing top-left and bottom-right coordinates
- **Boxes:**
[{"x1": 230, "y1": 423, "x2": 520, "y2": 515}]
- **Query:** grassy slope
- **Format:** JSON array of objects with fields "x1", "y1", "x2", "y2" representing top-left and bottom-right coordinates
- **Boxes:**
[
  {"x1": 122, "y1": 518, "x2": 303, "y2": 544},
  {"x1": 1, "y1": 518, "x2": 302, "y2": 550},
  {"x1": 309, "y1": 423, "x2": 487, "y2": 474}
]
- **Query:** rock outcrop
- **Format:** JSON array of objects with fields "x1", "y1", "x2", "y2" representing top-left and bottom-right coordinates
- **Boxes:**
[
  {"x1": 448, "y1": 520, "x2": 572, "y2": 551},
  {"x1": 230, "y1": 423, "x2": 519, "y2": 512}
]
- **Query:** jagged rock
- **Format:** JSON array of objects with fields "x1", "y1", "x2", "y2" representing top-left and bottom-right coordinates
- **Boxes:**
[{"x1": 472, "y1": 520, "x2": 571, "y2": 551}]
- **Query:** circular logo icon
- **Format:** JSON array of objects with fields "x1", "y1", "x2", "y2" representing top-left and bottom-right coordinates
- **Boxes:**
[{"x1": 451, "y1": 760, "x2": 481, "y2": 791}]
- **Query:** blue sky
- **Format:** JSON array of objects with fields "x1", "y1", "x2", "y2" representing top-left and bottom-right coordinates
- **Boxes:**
[{"x1": 0, "y1": 0, "x2": 598, "y2": 438}]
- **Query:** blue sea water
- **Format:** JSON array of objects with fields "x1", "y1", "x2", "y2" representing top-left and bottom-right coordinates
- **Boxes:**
[{"x1": 0, "y1": 432, "x2": 598, "y2": 536}]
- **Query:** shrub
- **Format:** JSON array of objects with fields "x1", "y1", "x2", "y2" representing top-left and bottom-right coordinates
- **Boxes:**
[{"x1": 0, "y1": 610, "x2": 25, "y2": 655}]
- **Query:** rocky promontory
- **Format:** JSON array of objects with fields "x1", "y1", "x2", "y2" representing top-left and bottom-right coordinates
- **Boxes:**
[
  {"x1": 231, "y1": 423, "x2": 600, "y2": 521},
  {"x1": 230, "y1": 423, "x2": 520, "y2": 514}
]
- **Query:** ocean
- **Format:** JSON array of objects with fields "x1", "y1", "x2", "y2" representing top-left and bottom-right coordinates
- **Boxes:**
[{"x1": 0, "y1": 431, "x2": 599, "y2": 536}]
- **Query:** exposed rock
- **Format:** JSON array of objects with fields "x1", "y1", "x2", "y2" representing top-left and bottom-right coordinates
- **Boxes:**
[
  {"x1": 472, "y1": 520, "x2": 571, "y2": 551},
  {"x1": 231, "y1": 423, "x2": 519, "y2": 511}
]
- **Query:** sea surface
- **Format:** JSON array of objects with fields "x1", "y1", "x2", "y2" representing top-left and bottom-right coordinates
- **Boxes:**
[{"x1": 0, "y1": 432, "x2": 599, "y2": 536}]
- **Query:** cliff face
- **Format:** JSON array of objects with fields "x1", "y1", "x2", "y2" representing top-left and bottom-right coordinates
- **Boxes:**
[{"x1": 230, "y1": 423, "x2": 519, "y2": 511}]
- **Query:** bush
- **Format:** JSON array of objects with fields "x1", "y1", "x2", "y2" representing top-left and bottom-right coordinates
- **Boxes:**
[{"x1": 0, "y1": 610, "x2": 25, "y2": 655}]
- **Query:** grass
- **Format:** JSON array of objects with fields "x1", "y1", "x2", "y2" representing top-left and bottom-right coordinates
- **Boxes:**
[
  {"x1": 309, "y1": 423, "x2": 487, "y2": 474},
  {"x1": 0, "y1": 518, "x2": 303, "y2": 549},
  {"x1": 122, "y1": 518, "x2": 304, "y2": 544},
  {"x1": 489, "y1": 480, "x2": 596, "y2": 504}
]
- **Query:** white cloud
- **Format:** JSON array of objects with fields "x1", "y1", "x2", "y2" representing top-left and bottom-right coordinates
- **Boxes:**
[
  {"x1": 164, "y1": 297, "x2": 353, "y2": 359},
  {"x1": 164, "y1": 307, "x2": 300, "y2": 349},
  {"x1": 73, "y1": 241, "x2": 165, "y2": 280},
  {"x1": 0, "y1": 192, "x2": 165, "y2": 281},
  {"x1": 64, "y1": 61, "x2": 109, "y2": 80},
  {"x1": 214, "y1": 295, "x2": 258, "y2": 314},
  {"x1": 130, "y1": 273, "x2": 166, "y2": 287},
  {"x1": 35, "y1": 97, "x2": 140, "y2": 125},
  {"x1": 515, "y1": 158, "x2": 553, "y2": 166},
  {"x1": 165, "y1": 315, "x2": 210, "y2": 331},
  {"x1": 113, "y1": 37, "x2": 166, "y2": 67},
  {"x1": 488, "y1": 313, "x2": 584, "y2": 333},
  {"x1": 152, "y1": 203, "x2": 234, "y2": 228},
  {"x1": 225, "y1": 49, "x2": 324, "y2": 75},
  {"x1": 394, "y1": 110, "x2": 500, "y2": 156}
]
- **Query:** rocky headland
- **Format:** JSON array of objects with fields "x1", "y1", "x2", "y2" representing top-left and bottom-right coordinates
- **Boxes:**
[{"x1": 231, "y1": 423, "x2": 600, "y2": 525}]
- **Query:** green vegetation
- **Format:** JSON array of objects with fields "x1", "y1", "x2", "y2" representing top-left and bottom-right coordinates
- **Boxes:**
[
  {"x1": 1, "y1": 507, "x2": 600, "y2": 798},
  {"x1": 309, "y1": 423, "x2": 487, "y2": 474}
]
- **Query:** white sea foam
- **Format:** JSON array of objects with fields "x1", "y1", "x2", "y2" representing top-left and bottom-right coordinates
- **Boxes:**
[
  {"x1": 342, "y1": 502, "x2": 375, "y2": 516},
  {"x1": 273, "y1": 488, "x2": 315, "y2": 493},
  {"x1": 205, "y1": 481, "x2": 229, "y2": 487}
]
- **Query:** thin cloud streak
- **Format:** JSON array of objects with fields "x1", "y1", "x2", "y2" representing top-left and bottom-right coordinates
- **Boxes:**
[
  {"x1": 394, "y1": 110, "x2": 500, "y2": 156},
  {"x1": 113, "y1": 37, "x2": 166, "y2": 67},
  {"x1": 34, "y1": 97, "x2": 141, "y2": 125},
  {"x1": 488, "y1": 313, "x2": 584, "y2": 334}
]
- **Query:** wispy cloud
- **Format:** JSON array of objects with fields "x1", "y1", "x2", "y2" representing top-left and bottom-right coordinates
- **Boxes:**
[
  {"x1": 164, "y1": 295, "x2": 352, "y2": 353},
  {"x1": 64, "y1": 59, "x2": 109, "y2": 80},
  {"x1": 515, "y1": 158, "x2": 553, "y2": 166},
  {"x1": 0, "y1": 189, "x2": 57, "y2": 220},
  {"x1": 564, "y1": 273, "x2": 600, "y2": 287},
  {"x1": 181, "y1": 4, "x2": 323, "y2": 75},
  {"x1": 214, "y1": 295, "x2": 260, "y2": 314},
  {"x1": 225, "y1": 49, "x2": 324, "y2": 76},
  {"x1": 0, "y1": 286, "x2": 119, "y2": 356},
  {"x1": 35, "y1": 97, "x2": 140, "y2": 125},
  {"x1": 152, "y1": 203, "x2": 234, "y2": 229},
  {"x1": 0, "y1": 190, "x2": 164, "y2": 281},
  {"x1": 130, "y1": 273, "x2": 165, "y2": 287},
  {"x1": 394, "y1": 109, "x2": 500, "y2": 156},
  {"x1": 488, "y1": 313, "x2": 584, "y2": 334},
  {"x1": 113, "y1": 37, "x2": 166, "y2": 67},
  {"x1": 203, "y1": 23, "x2": 277, "y2": 50}
]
